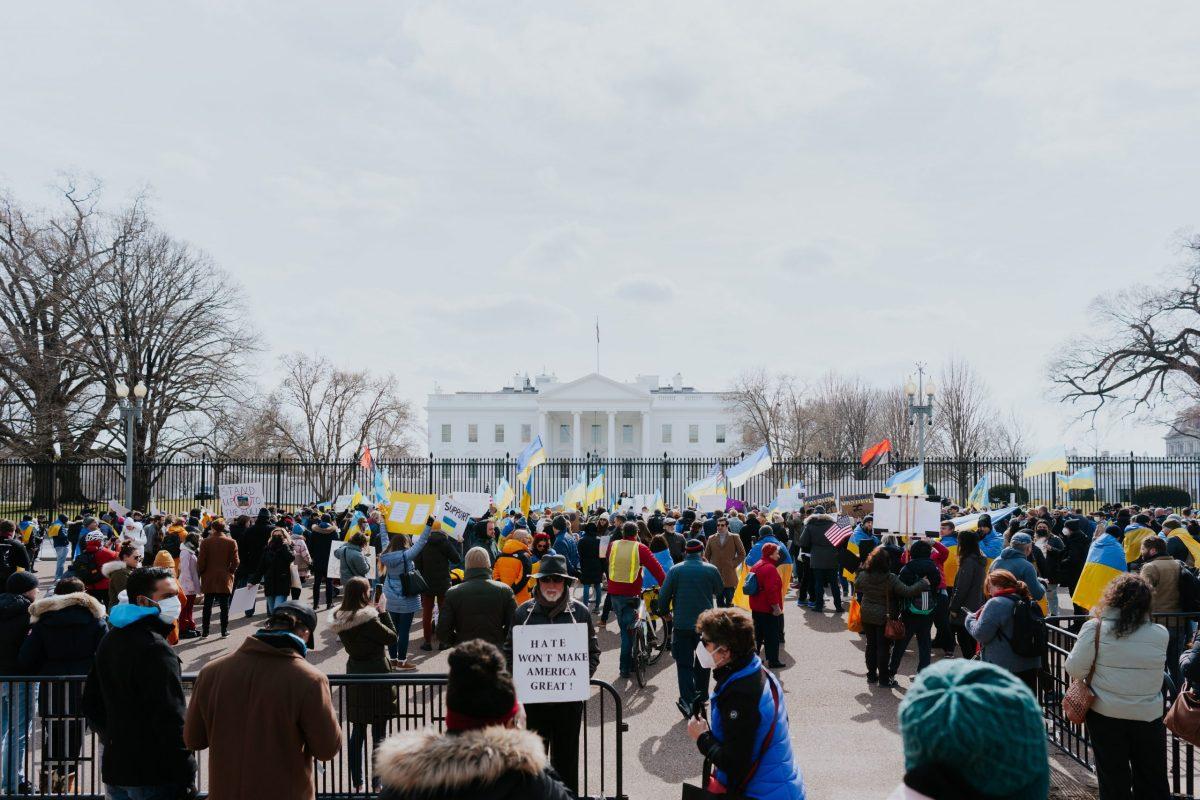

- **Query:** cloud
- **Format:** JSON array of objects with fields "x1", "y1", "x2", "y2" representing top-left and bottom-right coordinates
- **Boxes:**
[{"x1": 610, "y1": 275, "x2": 675, "y2": 303}]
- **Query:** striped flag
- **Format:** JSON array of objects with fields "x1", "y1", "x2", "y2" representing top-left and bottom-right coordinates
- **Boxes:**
[
  {"x1": 861, "y1": 439, "x2": 892, "y2": 469},
  {"x1": 825, "y1": 516, "x2": 855, "y2": 548}
]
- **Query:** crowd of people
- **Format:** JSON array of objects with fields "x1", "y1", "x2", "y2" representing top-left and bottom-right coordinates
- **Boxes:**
[{"x1": 0, "y1": 497, "x2": 1194, "y2": 797}]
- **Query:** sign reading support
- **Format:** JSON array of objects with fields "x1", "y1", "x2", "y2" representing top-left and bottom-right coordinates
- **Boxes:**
[
  {"x1": 436, "y1": 492, "x2": 492, "y2": 540},
  {"x1": 511, "y1": 622, "x2": 590, "y2": 704},
  {"x1": 218, "y1": 482, "x2": 265, "y2": 521},
  {"x1": 383, "y1": 492, "x2": 436, "y2": 535}
]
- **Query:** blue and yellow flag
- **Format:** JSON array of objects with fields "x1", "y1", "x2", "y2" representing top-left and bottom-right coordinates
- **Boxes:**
[
  {"x1": 350, "y1": 483, "x2": 365, "y2": 509},
  {"x1": 519, "y1": 473, "x2": 533, "y2": 518},
  {"x1": 1057, "y1": 467, "x2": 1097, "y2": 493},
  {"x1": 1023, "y1": 445, "x2": 1068, "y2": 478},
  {"x1": 585, "y1": 469, "x2": 606, "y2": 509},
  {"x1": 1122, "y1": 525, "x2": 1157, "y2": 565},
  {"x1": 652, "y1": 490, "x2": 666, "y2": 514},
  {"x1": 1071, "y1": 533, "x2": 1127, "y2": 610},
  {"x1": 883, "y1": 465, "x2": 924, "y2": 496},
  {"x1": 561, "y1": 471, "x2": 587, "y2": 510},
  {"x1": 516, "y1": 436, "x2": 547, "y2": 483},
  {"x1": 966, "y1": 474, "x2": 990, "y2": 509},
  {"x1": 844, "y1": 526, "x2": 877, "y2": 582},
  {"x1": 493, "y1": 478, "x2": 514, "y2": 513}
]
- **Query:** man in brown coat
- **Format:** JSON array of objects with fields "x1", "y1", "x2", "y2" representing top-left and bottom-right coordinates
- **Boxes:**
[
  {"x1": 197, "y1": 521, "x2": 239, "y2": 637},
  {"x1": 702, "y1": 516, "x2": 746, "y2": 607},
  {"x1": 184, "y1": 601, "x2": 341, "y2": 799}
]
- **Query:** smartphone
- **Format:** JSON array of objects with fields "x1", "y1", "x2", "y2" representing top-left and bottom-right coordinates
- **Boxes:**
[
  {"x1": 373, "y1": 584, "x2": 384, "y2": 603},
  {"x1": 960, "y1": 607, "x2": 971, "y2": 617}
]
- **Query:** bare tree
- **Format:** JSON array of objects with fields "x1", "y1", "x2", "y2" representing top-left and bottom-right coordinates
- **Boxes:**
[
  {"x1": 990, "y1": 407, "x2": 1029, "y2": 484},
  {"x1": 726, "y1": 369, "x2": 796, "y2": 459},
  {"x1": 812, "y1": 373, "x2": 882, "y2": 462},
  {"x1": 877, "y1": 386, "x2": 918, "y2": 464},
  {"x1": 268, "y1": 353, "x2": 416, "y2": 499},
  {"x1": 932, "y1": 358, "x2": 995, "y2": 500}
]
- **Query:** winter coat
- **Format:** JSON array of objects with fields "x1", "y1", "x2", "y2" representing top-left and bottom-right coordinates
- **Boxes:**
[
  {"x1": 948, "y1": 554, "x2": 987, "y2": 621},
  {"x1": 552, "y1": 531, "x2": 581, "y2": 575},
  {"x1": 704, "y1": 533, "x2": 747, "y2": 588},
  {"x1": 179, "y1": 545, "x2": 201, "y2": 595},
  {"x1": 896, "y1": 557, "x2": 941, "y2": 618},
  {"x1": 799, "y1": 515, "x2": 841, "y2": 571},
  {"x1": 739, "y1": 517, "x2": 760, "y2": 554},
  {"x1": 379, "y1": 528, "x2": 432, "y2": 615},
  {"x1": 376, "y1": 725, "x2": 573, "y2": 800},
  {"x1": 329, "y1": 606, "x2": 399, "y2": 724},
  {"x1": 290, "y1": 535, "x2": 312, "y2": 578},
  {"x1": 577, "y1": 532, "x2": 606, "y2": 585},
  {"x1": 258, "y1": 541, "x2": 296, "y2": 597},
  {"x1": 0, "y1": 538, "x2": 32, "y2": 587},
  {"x1": 505, "y1": 597, "x2": 600, "y2": 678},
  {"x1": 104, "y1": 561, "x2": 131, "y2": 608},
  {"x1": 1035, "y1": 534, "x2": 1066, "y2": 584},
  {"x1": 413, "y1": 531, "x2": 461, "y2": 596},
  {"x1": 184, "y1": 636, "x2": 341, "y2": 800},
  {"x1": 1140, "y1": 555, "x2": 1182, "y2": 613},
  {"x1": 197, "y1": 533, "x2": 240, "y2": 594},
  {"x1": 657, "y1": 554, "x2": 724, "y2": 634},
  {"x1": 335, "y1": 543, "x2": 370, "y2": 585},
  {"x1": 747, "y1": 560, "x2": 784, "y2": 614},
  {"x1": 853, "y1": 571, "x2": 928, "y2": 627},
  {"x1": 746, "y1": 534, "x2": 794, "y2": 568},
  {"x1": 437, "y1": 567, "x2": 516, "y2": 649},
  {"x1": 964, "y1": 594, "x2": 1042, "y2": 675},
  {"x1": 493, "y1": 538, "x2": 534, "y2": 604},
  {"x1": 0, "y1": 592, "x2": 32, "y2": 674},
  {"x1": 235, "y1": 514, "x2": 272, "y2": 583},
  {"x1": 1065, "y1": 611, "x2": 1168, "y2": 721},
  {"x1": 19, "y1": 592, "x2": 106, "y2": 675},
  {"x1": 160, "y1": 526, "x2": 184, "y2": 561},
  {"x1": 1059, "y1": 529, "x2": 1090, "y2": 591},
  {"x1": 306, "y1": 522, "x2": 339, "y2": 576},
  {"x1": 82, "y1": 610, "x2": 194, "y2": 787},
  {"x1": 988, "y1": 547, "x2": 1046, "y2": 601}
]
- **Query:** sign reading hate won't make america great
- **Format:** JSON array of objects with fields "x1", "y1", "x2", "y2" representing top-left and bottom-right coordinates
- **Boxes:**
[{"x1": 511, "y1": 622, "x2": 590, "y2": 704}]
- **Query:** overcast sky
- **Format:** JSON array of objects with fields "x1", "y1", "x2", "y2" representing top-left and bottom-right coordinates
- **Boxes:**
[{"x1": 4, "y1": 2, "x2": 1196, "y2": 454}]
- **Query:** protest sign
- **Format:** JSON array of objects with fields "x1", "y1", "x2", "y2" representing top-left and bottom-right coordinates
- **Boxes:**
[
  {"x1": 697, "y1": 494, "x2": 726, "y2": 514},
  {"x1": 383, "y1": 492, "x2": 436, "y2": 535},
  {"x1": 107, "y1": 499, "x2": 129, "y2": 517},
  {"x1": 802, "y1": 492, "x2": 838, "y2": 513},
  {"x1": 599, "y1": 535, "x2": 612, "y2": 557},
  {"x1": 511, "y1": 622, "x2": 591, "y2": 704},
  {"x1": 219, "y1": 482, "x2": 265, "y2": 521},
  {"x1": 332, "y1": 494, "x2": 354, "y2": 513},
  {"x1": 229, "y1": 584, "x2": 258, "y2": 616},
  {"x1": 838, "y1": 493, "x2": 875, "y2": 518},
  {"x1": 436, "y1": 492, "x2": 492, "y2": 540},
  {"x1": 873, "y1": 494, "x2": 941, "y2": 537},
  {"x1": 772, "y1": 488, "x2": 805, "y2": 512}
]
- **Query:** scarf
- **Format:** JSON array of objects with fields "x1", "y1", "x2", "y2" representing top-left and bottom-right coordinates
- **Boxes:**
[{"x1": 534, "y1": 584, "x2": 571, "y2": 619}]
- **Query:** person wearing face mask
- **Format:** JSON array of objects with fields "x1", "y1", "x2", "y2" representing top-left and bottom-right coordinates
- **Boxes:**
[
  {"x1": 687, "y1": 607, "x2": 806, "y2": 800},
  {"x1": 82, "y1": 567, "x2": 196, "y2": 799},
  {"x1": 504, "y1": 554, "x2": 599, "y2": 796},
  {"x1": 185, "y1": 600, "x2": 341, "y2": 800}
]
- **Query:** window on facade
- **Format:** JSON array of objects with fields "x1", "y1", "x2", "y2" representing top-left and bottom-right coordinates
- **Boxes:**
[
  {"x1": 559, "y1": 462, "x2": 570, "y2": 478},
  {"x1": 560, "y1": 424, "x2": 571, "y2": 443},
  {"x1": 662, "y1": 424, "x2": 672, "y2": 443},
  {"x1": 622, "y1": 459, "x2": 633, "y2": 479},
  {"x1": 689, "y1": 424, "x2": 699, "y2": 444},
  {"x1": 495, "y1": 460, "x2": 506, "y2": 477},
  {"x1": 468, "y1": 459, "x2": 478, "y2": 479},
  {"x1": 521, "y1": 424, "x2": 531, "y2": 443},
  {"x1": 441, "y1": 424, "x2": 452, "y2": 443},
  {"x1": 591, "y1": 424, "x2": 602, "y2": 445},
  {"x1": 468, "y1": 424, "x2": 478, "y2": 443},
  {"x1": 440, "y1": 462, "x2": 452, "y2": 479},
  {"x1": 716, "y1": 424, "x2": 726, "y2": 444},
  {"x1": 494, "y1": 424, "x2": 504, "y2": 443},
  {"x1": 622, "y1": 424, "x2": 633, "y2": 444}
]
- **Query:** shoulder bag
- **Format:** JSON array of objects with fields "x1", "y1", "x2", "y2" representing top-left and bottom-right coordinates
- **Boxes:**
[
  {"x1": 884, "y1": 585, "x2": 906, "y2": 641},
  {"x1": 681, "y1": 670, "x2": 781, "y2": 800},
  {"x1": 1166, "y1": 678, "x2": 1200, "y2": 746},
  {"x1": 1062, "y1": 620, "x2": 1101, "y2": 724},
  {"x1": 395, "y1": 554, "x2": 430, "y2": 597}
]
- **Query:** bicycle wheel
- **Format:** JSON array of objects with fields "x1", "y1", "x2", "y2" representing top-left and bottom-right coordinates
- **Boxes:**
[
  {"x1": 647, "y1": 619, "x2": 667, "y2": 665},
  {"x1": 649, "y1": 619, "x2": 672, "y2": 665},
  {"x1": 634, "y1": 626, "x2": 649, "y2": 688}
]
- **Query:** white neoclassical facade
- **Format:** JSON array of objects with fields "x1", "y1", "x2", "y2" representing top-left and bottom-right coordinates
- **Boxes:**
[{"x1": 426, "y1": 372, "x2": 739, "y2": 459}]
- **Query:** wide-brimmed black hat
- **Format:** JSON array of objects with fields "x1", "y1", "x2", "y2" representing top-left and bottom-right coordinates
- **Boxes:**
[{"x1": 533, "y1": 554, "x2": 574, "y2": 582}]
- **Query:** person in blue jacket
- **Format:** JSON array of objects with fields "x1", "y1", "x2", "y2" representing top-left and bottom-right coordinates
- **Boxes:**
[
  {"x1": 378, "y1": 520, "x2": 433, "y2": 671},
  {"x1": 688, "y1": 607, "x2": 805, "y2": 800}
]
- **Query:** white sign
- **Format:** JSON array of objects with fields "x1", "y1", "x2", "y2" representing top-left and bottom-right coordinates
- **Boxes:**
[
  {"x1": 219, "y1": 482, "x2": 265, "y2": 521},
  {"x1": 772, "y1": 488, "x2": 805, "y2": 512},
  {"x1": 332, "y1": 494, "x2": 354, "y2": 513},
  {"x1": 697, "y1": 494, "x2": 726, "y2": 514},
  {"x1": 436, "y1": 492, "x2": 492, "y2": 540},
  {"x1": 107, "y1": 499, "x2": 129, "y2": 517},
  {"x1": 229, "y1": 584, "x2": 258, "y2": 616},
  {"x1": 873, "y1": 494, "x2": 942, "y2": 537},
  {"x1": 511, "y1": 622, "x2": 590, "y2": 704},
  {"x1": 598, "y1": 535, "x2": 612, "y2": 557}
]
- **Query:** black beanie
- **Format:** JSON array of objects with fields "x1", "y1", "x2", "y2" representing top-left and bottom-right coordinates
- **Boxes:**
[
  {"x1": 6, "y1": 572, "x2": 37, "y2": 595},
  {"x1": 446, "y1": 640, "x2": 516, "y2": 723}
]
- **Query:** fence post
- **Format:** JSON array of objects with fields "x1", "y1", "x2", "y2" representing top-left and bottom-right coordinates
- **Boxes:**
[
  {"x1": 817, "y1": 453, "x2": 824, "y2": 494},
  {"x1": 274, "y1": 452, "x2": 284, "y2": 506},
  {"x1": 50, "y1": 458, "x2": 58, "y2": 516},
  {"x1": 1129, "y1": 451, "x2": 1136, "y2": 504},
  {"x1": 427, "y1": 452, "x2": 434, "y2": 495}
]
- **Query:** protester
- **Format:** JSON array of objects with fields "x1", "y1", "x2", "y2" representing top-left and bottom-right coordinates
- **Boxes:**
[
  {"x1": 330, "y1": 577, "x2": 398, "y2": 794},
  {"x1": 854, "y1": 548, "x2": 930, "y2": 688},
  {"x1": 102, "y1": 542, "x2": 142, "y2": 609},
  {"x1": 504, "y1": 554, "x2": 599, "y2": 795},
  {"x1": 988, "y1": 532, "x2": 1046, "y2": 602},
  {"x1": 289, "y1": 525, "x2": 312, "y2": 599},
  {"x1": 798, "y1": 507, "x2": 843, "y2": 612},
  {"x1": 379, "y1": 522, "x2": 433, "y2": 670},
  {"x1": 184, "y1": 600, "x2": 341, "y2": 799},
  {"x1": 233, "y1": 509, "x2": 272, "y2": 615},
  {"x1": 197, "y1": 519, "x2": 239, "y2": 638},
  {"x1": 437, "y1": 546, "x2": 516, "y2": 649},
  {"x1": 0, "y1": 572, "x2": 36, "y2": 794},
  {"x1": 688, "y1": 607, "x2": 805, "y2": 800},
  {"x1": 257, "y1": 528, "x2": 296, "y2": 615},
  {"x1": 946, "y1": 529, "x2": 986, "y2": 658},
  {"x1": 306, "y1": 513, "x2": 341, "y2": 608},
  {"x1": 82, "y1": 566, "x2": 195, "y2": 799},
  {"x1": 50, "y1": 514, "x2": 71, "y2": 581},
  {"x1": 335, "y1": 531, "x2": 371, "y2": 589},
  {"x1": 177, "y1": 532, "x2": 201, "y2": 639},
  {"x1": 656, "y1": 537, "x2": 723, "y2": 716},
  {"x1": 963, "y1": 569, "x2": 1042, "y2": 694},
  {"x1": 1033, "y1": 523, "x2": 1066, "y2": 615},
  {"x1": 19, "y1": 578, "x2": 106, "y2": 794},
  {"x1": 1065, "y1": 573, "x2": 1169, "y2": 800},
  {"x1": 0, "y1": 522, "x2": 32, "y2": 588},
  {"x1": 1140, "y1": 535, "x2": 1186, "y2": 687},
  {"x1": 577, "y1": 521, "x2": 606, "y2": 612},
  {"x1": 550, "y1": 514, "x2": 580, "y2": 576},
  {"x1": 703, "y1": 516, "x2": 746, "y2": 608},
  {"x1": 747, "y1": 542, "x2": 786, "y2": 669},
  {"x1": 72, "y1": 530, "x2": 116, "y2": 605},
  {"x1": 494, "y1": 529, "x2": 535, "y2": 605},
  {"x1": 886, "y1": 538, "x2": 942, "y2": 678},
  {"x1": 413, "y1": 520, "x2": 461, "y2": 652},
  {"x1": 605, "y1": 522, "x2": 667, "y2": 679},
  {"x1": 375, "y1": 639, "x2": 574, "y2": 800},
  {"x1": 891, "y1": 659, "x2": 1048, "y2": 799}
]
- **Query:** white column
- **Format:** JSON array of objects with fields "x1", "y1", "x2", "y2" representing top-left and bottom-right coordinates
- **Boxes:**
[
  {"x1": 538, "y1": 411, "x2": 548, "y2": 448},
  {"x1": 641, "y1": 411, "x2": 651, "y2": 457},
  {"x1": 572, "y1": 411, "x2": 582, "y2": 459},
  {"x1": 607, "y1": 412, "x2": 617, "y2": 457}
]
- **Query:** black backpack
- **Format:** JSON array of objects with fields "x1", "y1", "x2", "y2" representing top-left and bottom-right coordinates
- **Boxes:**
[
  {"x1": 72, "y1": 550, "x2": 103, "y2": 586},
  {"x1": 0, "y1": 542, "x2": 19, "y2": 583},
  {"x1": 1000, "y1": 595, "x2": 1048, "y2": 659}
]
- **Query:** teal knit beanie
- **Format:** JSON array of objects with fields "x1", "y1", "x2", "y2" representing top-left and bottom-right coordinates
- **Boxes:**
[{"x1": 898, "y1": 660, "x2": 1048, "y2": 800}]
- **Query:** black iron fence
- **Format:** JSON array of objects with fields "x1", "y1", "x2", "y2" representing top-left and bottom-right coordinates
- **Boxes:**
[
  {"x1": 0, "y1": 674, "x2": 626, "y2": 800},
  {"x1": 2, "y1": 454, "x2": 1197, "y2": 519},
  {"x1": 1043, "y1": 613, "x2": 1199, "y2": 797}
]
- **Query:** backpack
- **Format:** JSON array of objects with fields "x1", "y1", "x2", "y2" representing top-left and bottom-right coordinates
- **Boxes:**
[
  {"x1": 497, "y1": 551, "x2": 531, "y2": 595},
  {"x1": 72, "y1": 550, "x2": 103, "y2": 586},
  {"x1": 0, "y1": 542, "x2": 20, "y2": 583},
  {"x1": 1180, "y1": 567, "x2": 1200, "y2": 613},
  {"x1": 743, "y1": 569, "x2": 760, "y2": 596},
  {"x1": 999, "y1": 595, "x2": 1048, "y2": 658}
]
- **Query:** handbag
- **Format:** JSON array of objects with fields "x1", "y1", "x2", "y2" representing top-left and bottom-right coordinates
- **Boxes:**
[
  {"x1": 884, "y1": 589, "x2": 906, "y2": 641},
  {"x1": 1062, "y1": 620, "x2": 1101, "y2": 725},
  {"x1": 289, "y1": 563, "x2": 301, "y2": 590},
  {"x1": 743, "y1": 570, "x2": 760, "y2": 597},
  {"x1": 398, "y1": 567, "x2": 430, "y2": 597},
  {"x1": 846, "y1": 597, "x2": 863, "y2": 633},
  {"x1": 681, "y1": 670, "x2": 781, "y2": 800},
  {"x1": 1166, "y1": 680, "x2": 1200, "y2": 746}
]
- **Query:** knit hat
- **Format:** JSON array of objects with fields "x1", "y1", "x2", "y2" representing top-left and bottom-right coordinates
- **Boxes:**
[
  {"x1": 685, "y1": 539, "x2": 704, "y2": 553},
  {"x1": 899, "y1": 659, "x2": 1048, "y2": 800},
  {"x1": 445, "y1": 640, "x2": 519, "y2": 732},
  {"x1": 1009, "y1": 532, "x2": 1033, "y2": 547},
  {"x1": 5, "y1": 572, "x2": 37, "y2": 595},
  {"x1": 761, "y1": 542, "x2": 780, "y2": 560},
  {"x1": 1105, "y1": 524, "x2": 1123, "y2": 536}
]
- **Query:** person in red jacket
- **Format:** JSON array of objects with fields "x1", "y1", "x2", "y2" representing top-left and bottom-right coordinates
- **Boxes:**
[
  {"x1": 747, "y1": 542, "x2": 786, "y2": 669},
  {"x1": 75, "y1": 531, "x2": 120, "y2": 605},
  {"x1": 604, "y1": 522, "x2": 667, "y2": 678}
]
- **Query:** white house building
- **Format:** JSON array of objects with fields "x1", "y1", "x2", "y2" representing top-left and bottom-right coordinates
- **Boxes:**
[{"x1": 426, "y1": 372, "x2": 739, "y2": 459}]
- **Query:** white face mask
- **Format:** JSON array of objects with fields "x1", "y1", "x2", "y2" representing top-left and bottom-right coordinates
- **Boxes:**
[
  {"x1": 695, "y1": 640, "x2": 717, "y2": 670},
  {"x1": 156, "y1": 596, "x2": 182, "y2": 625}
]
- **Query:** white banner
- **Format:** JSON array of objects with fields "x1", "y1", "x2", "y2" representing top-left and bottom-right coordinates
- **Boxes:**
[
  {"x1": 511, "y1": 622, "x2": 590, "y2": 704},
  {"x1": 219, "y1": 482, "x2": 265, "y2": 521}
]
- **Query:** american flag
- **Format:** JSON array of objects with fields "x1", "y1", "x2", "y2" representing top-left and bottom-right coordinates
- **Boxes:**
[{"x1": 825, "y1": 516, "x2": 855, "y2": 548}]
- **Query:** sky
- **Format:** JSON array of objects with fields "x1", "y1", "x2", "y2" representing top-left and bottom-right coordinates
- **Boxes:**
[{"x1": 3, "y1": 2, "x2": 1196, "y2": 455}]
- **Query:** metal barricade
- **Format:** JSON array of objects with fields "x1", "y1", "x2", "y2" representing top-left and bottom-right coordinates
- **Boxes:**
[{"x1": 0, "y1": 674, "x2": 626, "y2": 800}]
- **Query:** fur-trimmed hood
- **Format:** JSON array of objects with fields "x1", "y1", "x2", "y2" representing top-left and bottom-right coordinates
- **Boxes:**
[
  {"x1": 101, "y1": 560, "x2": 127, "y2": 578},
  {"x1": 375, "y1": 726, "x2": 547, "y2": 794},
  {"x1": 29, "y1": 592, "x2": 106, "y2": 623},
  {"x1": 327, "y1": 605, "x2": 378, "y2": 633},
  {"x1": 807, "y1": 513, "x2": 837, "y2": 523}
]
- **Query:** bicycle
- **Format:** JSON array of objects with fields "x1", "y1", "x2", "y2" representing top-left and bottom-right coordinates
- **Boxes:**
[
  {"x1": 641, "y1": 587, "x2": 672, "y2": 666},
  {"x1": 631, "y1": 589, "x2": 673, "y2": 687}
]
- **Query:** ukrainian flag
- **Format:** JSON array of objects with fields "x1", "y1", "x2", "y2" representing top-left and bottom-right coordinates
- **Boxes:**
[
  {"x1": 883, "y1": 465, "x2": 925, "y2": 496},
  {"x1": 1057, "y1": 467, "x2": 1097, "y2": 493},
  {"x1": 585, "y1": 469, "x2": 606, "y2": 509},
  {"x1": 350, "y1": 483, "x2": 365, "y2": 509},
  {"x1": 652, "y1": 490, "x2": 666, "y2": 514},
  {"x1": 725, "y1": 445, "x2": 772, "y2": 489},
  {"x1": 979, "y1": 529, "x2": 1005, "y2": 560},
  {"x1": 561, "y1": 471, "x2": 587, "y2": 510},
  {"x1": 1122, "y1": 524, "x2": 1157, "y2": 565},
  {"x1": 966, "y1": 474, "x2": 990, "y2": 509},
  {"x1": 493, "y1": 478, "x2": 514, "y2": 513},
  {"x1": 1023, "y1": 445, "x2": 1068, "y2": 478},
  {"x1": 844, "y1": 526, "x2": 876, "y2": 582},
  {"x1": 520, "y1": 473, "x2": 533, "y2": 517},
  {"x1": 1071, "y1": 533, "x2": 1127, "y2": 610},
  {"x1": 372, "y1": 469, "x2": 388, "y2": 506},
  {"x1": 516, "y1": 436, "x2": 547, "y2": 483},
  {"x1": 941, "y1": 529, "x2": 960, "y2": 587}
]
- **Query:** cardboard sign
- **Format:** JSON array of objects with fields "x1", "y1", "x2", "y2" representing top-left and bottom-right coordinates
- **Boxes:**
[
  {"x1": 229, "y1": 584, "x2": 258, "y2": 617},
  {"x1": 839, "y1": 493, "x2": 875, "y2": 518},
  {"x1": 332, "y1": 494, "x2": 354, "y2": 513},
  {"x1": 873, "y1": 494, "x2": 941, "y2": 537},
  {"x1": 383, "y1": 492, "x2": 436, "y2": 535},
  {"x1": 436, "y1": 492, "x2": 492, "y2": 540},
  {"x1": 511, "y1": 622, "x2": 591, "y2": 704},
  {"x1": 219, "y1": 482, "x2": 265, "y2": 521},
  {"x1": 802, "y1": 492, "x2": 838, "y2": 513}
]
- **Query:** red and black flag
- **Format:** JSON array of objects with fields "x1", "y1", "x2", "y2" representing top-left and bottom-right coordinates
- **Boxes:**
[{"x1": 861, "y1": 438, "x2": 892, "y2": 470}]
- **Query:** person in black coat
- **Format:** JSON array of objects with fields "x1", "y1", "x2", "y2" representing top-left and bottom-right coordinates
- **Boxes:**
[
  {"x1": 1058, "y1": 519, "x2": 1090, "y2": 594},
  {"x1": 255, "y1": 529, "x2": 296, "y2": 615},
  {"x1": 577, "y1": 522, "x2": 606, "y2": 612},
  {"x1": 235, "y1": 509, "x2": 273, "y2": 593},
  {"x1": 413, "y1": 528, "x2": 462, "y2": 651},
  {"x1": 83, "y1": 567, "x2": 195, "y2": 796},
  {"x1": 739, "y1": 513, "x2": 761, "y2": 554},
  {"x1": 305, "y1": 514, "x2": 340, "y2": 608},
  {"x1": 0, "y1": 572, "x2": 36, "y2": 793},
  {"x1": 886, "y1": 538, "x2": 942, "y2": 677}
]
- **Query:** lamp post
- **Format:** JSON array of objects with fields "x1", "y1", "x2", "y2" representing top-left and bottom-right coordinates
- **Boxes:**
[
  {"x1": 116, "y1": 381, "x2": 147, "y2": 511},
  {"x1": 904, "y1": 366, "x2": 936, "y2": 484}
]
